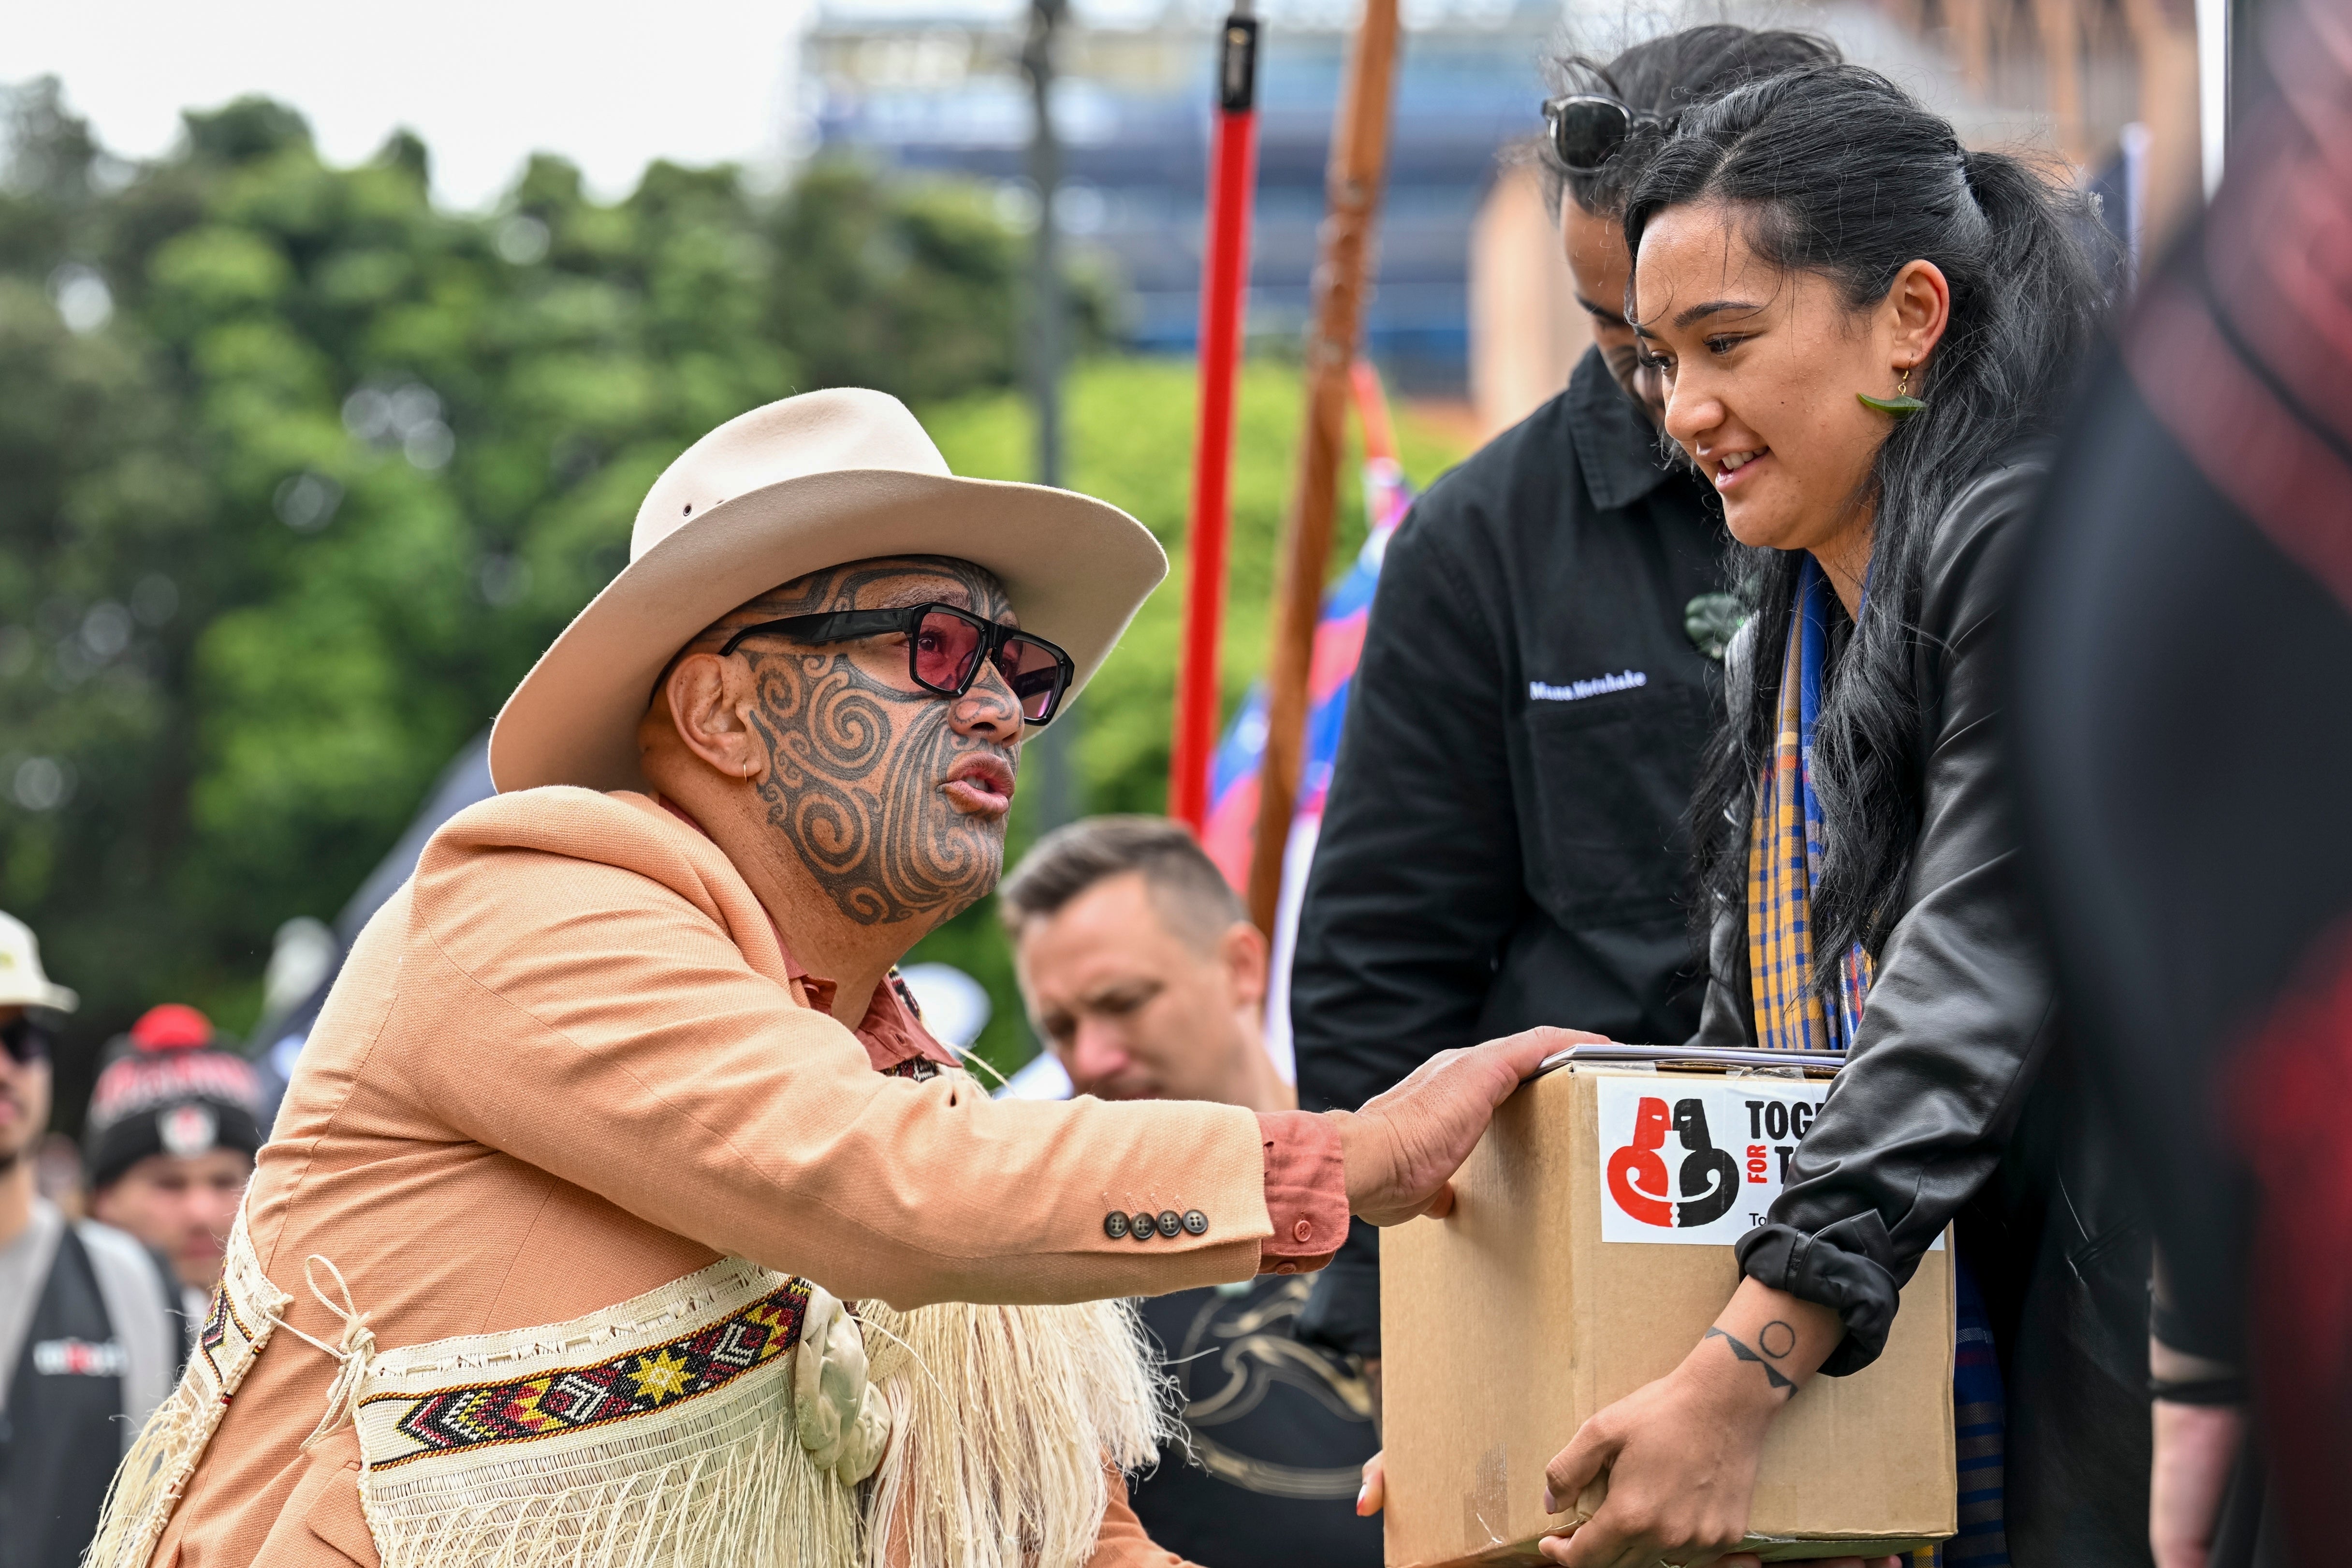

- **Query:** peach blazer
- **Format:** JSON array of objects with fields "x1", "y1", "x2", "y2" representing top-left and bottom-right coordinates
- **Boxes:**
[{"x1": 150, "y1": 788, "x2": 1278, "y2": 1567}]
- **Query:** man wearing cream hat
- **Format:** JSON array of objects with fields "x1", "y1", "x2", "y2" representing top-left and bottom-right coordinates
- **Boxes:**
[{"x1": 92, "y1": 390, "x2": 1574, "y2": 1568}]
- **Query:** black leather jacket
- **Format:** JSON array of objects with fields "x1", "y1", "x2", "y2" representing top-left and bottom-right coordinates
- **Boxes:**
[{"x1": 1691, "y1": 463, "x2": 2152, "y2": 1566}]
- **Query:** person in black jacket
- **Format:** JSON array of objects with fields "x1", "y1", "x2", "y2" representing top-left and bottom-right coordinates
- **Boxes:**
[
  {"x1": 1288, "y1": 22, "x2": 1840, "y2": 1369},
  {"x1": 1528, "y1": 68, "x2": 2142, "y2": 1568},
  {"x1": 2014, "y1": 5, "x2": 2346, "y2": 1557},
  {"x1": 2013, "y1": 303, "x2": 2310, "y2": 1568}
]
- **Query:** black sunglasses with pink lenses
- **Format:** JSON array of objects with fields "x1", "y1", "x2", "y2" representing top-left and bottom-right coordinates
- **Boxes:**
[{"x1": 721, "y1": 603, "x2": 1076, "y2": 724}]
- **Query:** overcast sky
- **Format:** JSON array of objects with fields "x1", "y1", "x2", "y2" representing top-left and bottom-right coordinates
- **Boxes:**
[{"x1": 8, "y1": 0, "x2": 815, "y2": 210}]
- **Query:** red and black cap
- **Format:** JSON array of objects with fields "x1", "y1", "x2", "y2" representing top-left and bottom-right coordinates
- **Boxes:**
[{"x1": 83, "y1": 1005, "x2": 266, "y2": 1191}]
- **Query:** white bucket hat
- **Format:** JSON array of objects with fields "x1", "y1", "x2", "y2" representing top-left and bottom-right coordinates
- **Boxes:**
[
  {"x1": 490, "y1": 388, "x2": 1167, "y2": 794},
  {"x1": 0, "y1": 909, "x2": 78, "y2": 1012}
]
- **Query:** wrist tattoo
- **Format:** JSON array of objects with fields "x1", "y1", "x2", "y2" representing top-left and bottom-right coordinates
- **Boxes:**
[
  {"x1": 1757, "y1": 1319, "x2": 1796, "y2": 1359},
  {"x1": 1705, "y1": 1327, "x2": 1796, "y2": 1398}
]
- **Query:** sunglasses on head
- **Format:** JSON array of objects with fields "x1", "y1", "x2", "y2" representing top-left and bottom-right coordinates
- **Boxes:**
[
  {"x1": 1542, "y1": 93, "x2": 1669, "y2": 174},
  {"x1": 2, "y1": 1016, "x2": 53, "y2": 1066},
  {"x1": 720, "y1": 602, "x2": 1076, "y2": 726}
]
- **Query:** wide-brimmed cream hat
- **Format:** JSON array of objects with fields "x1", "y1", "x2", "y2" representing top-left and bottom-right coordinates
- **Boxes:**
[
  {"x1": 491, "y1": 388, "x2": 1167, "y2": 793},
  {"x1": 0, "y1": 909, "x2": 78, "y2": 1012}
]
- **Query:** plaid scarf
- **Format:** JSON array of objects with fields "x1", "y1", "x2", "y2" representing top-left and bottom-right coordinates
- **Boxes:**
[
  {"x1": 1746, "y1": 556, "x2": 1872, "y2": 1051},
  {"x1": 1743, "y1": 557, "x2": 2009, "y2": 1566}
]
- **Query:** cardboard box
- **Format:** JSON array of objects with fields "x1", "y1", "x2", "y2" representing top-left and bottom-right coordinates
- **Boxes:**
[{"x1": 1381, "y1": 1054, "x2": 1954, "y2": 1567}]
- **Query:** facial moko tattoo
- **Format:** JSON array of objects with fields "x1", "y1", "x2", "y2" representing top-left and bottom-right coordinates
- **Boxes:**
[{"x1": 727, "y1": 556, "x2": 1022, "y2": 927}]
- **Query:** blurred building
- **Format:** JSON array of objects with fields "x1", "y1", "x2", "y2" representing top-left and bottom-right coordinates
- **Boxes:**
[
  {"x1": 801, "y1": 0, "x2": 1563, "y2": 392},
  {"x1": 798, "y1": 0, "x2": 2203, "y2": 410},
  {"x1": 1454, "y1": 0, "x2": 2206, "y2": 437}
]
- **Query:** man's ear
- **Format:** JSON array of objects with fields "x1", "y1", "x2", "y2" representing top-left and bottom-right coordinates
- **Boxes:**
[
  {"x1": 1219, "y1": 919, "x2": 1270, "y2": 1015},
  {"x1": 657, "y1": 653, "x2": 769, "y2": 784}
]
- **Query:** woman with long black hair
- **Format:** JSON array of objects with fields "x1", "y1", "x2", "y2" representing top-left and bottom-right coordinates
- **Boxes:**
[{"x1": 1533, "y1": 67, "x2": 2146, "y2": 1568}]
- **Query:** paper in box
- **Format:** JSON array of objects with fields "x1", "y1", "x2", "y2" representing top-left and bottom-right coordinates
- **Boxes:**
[{"x1": 1380, "y1": 1055, "x2": 1955, "y2": 1567}]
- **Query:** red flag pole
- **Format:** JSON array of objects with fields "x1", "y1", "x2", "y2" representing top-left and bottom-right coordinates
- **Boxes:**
[{"x1": 1169, "y1": 3, "x2": 1262, "y2": 833}]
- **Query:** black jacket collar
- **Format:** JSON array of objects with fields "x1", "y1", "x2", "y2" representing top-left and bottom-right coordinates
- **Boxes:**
[{"x1": 1563, "y1": 347, "x2": 1678, "y2": 513}]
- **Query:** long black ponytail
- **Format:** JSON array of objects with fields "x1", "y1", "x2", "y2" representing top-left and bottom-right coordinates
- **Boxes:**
[{"x1": 1622, "y1": 66, "x2": 2111, "y2": 980}]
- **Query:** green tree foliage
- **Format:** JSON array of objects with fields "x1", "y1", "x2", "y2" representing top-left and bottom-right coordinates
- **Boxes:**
[{"x1": 0, "y1": 77, "x2": 1470, "y2": 1091}]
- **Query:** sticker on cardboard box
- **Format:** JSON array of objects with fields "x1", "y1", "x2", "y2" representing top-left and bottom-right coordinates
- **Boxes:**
[{"x1": 1594, "y1": 1075, "x2": 1941, "y2": 1248}]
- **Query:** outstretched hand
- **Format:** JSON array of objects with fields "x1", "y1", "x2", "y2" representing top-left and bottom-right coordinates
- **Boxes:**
[{"x1": 1334, "y1": 1027, "x2": 1601, "y2": 1228}]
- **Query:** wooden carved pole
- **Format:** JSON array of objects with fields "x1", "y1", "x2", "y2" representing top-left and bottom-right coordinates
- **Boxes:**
[{"x1": 1244, "y1": 0, "x2": 1401, "y2": 935}]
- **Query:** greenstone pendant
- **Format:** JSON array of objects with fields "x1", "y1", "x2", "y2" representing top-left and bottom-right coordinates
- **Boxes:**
[
  {"x1": 1684, "y1": 593, "x2": 1748, "y2": 662},
  {"x1": 1856, "y1": 392, "x2": 1927, "y2": 420}
]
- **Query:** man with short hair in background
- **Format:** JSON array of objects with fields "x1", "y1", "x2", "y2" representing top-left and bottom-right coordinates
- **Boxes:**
[
  {"x1": 83, "y1": 1005, "x2": 264, "y2": 1321},
  {"x1": 0, "y1": 913, "x2": 185, "y2": 1568},
  {"x1": 1003, "y1": 816, "x2": 1380, "y2": 1568}
]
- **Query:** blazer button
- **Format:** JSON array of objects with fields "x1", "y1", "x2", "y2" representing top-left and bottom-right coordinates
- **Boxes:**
[
  {"x1": 1130, "y1": 1211, "x2": 1157, "y2": 1242},
  {"x1": 1156, "y1": 1210, "x2": 1183, "y2": 1238},
  {"x1": 1104, "y1": 1211, "x2": 1130, "y2": 1240},
  {"x1": 1182, "y1": 1210, "x2": 1208, "y2": 1235}
]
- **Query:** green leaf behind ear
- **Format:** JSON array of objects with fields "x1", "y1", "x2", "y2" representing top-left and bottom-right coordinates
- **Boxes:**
[{"x1": 1856, "y1": 392, "x2": 1927, "y2": 419}]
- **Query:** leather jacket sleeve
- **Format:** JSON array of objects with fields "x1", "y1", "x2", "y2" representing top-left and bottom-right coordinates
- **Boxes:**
[{"x1": 1721, "y1": 466, "x2": 2061, "y2": 1375}]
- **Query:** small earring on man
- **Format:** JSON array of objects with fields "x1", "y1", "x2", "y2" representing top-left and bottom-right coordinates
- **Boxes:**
[{"x1": 1857, "y1": 363, "x2": 1927, "y2": 420}]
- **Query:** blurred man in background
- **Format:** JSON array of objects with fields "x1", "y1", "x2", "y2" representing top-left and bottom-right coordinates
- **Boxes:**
[
  {"x1": 81, "y1": 1005, "x2": 264, "y2": 1321},
  {"x1": 1288, "y1": 22, "x2": 1842, "y2": 1371},
  {"x1": 2014, "y1": 2, "x2": 2344, "y2": 1556},
  {"x1": 0, "y1": 913, "x2": 185, "y2": 1568},
  {"x1": 1003, "y1": 816, "x2": 1381, "y2": 1568}
]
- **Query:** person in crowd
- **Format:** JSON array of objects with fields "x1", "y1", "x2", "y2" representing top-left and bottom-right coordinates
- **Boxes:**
[
  {"x1": 1002, "y1": 816, "x2": 1381, "y2": 1568},
  {"x1": 2014, "y1": 2, "x2": 2340, "y2": 1560},
  {"x1": 86, "y1": 389, "x2": 1567, "y2": 1568},
  {"x1": 1504, "y1": 65, "x2": 2134, "y2": 1568},
  {"x1": 0, "y1": 912, "x2": 186, "y2": 1568},
  {"x1": 1288, "y1": 22, "x2": 1840, "y2": 1374},
  {"x1": 82, "y1": 1006, "x2": 266, "y2": 1321}
]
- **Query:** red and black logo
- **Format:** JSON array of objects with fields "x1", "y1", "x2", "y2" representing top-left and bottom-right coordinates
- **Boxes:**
[{"x1": 1607, "y1": 1096, "x2": 1739, "y2": 1228}]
